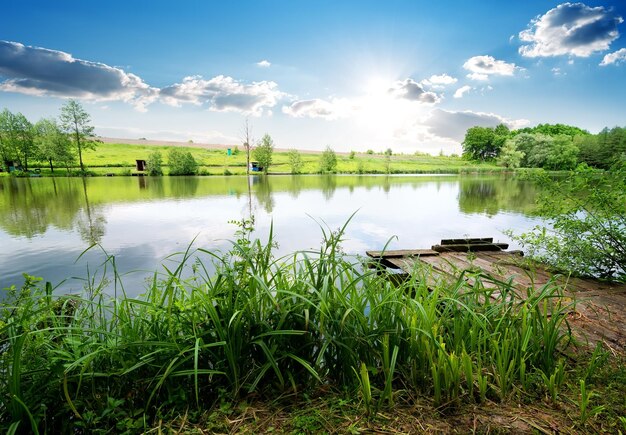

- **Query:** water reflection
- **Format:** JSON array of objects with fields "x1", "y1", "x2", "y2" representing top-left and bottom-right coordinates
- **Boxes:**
[
  {"x1": 458, "y1": 177, "x2": 537, "y2": 216},
  {"x1": 0, "y1": 175, "x2": 540, "y2": 239},
  {"x1": 0, "y1": 174, "x2": 541, "y2": 293}
]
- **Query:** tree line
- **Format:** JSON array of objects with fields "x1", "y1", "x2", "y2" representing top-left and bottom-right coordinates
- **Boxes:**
[
  {"x1": 0, "y1": 100, "x2": 96, "y2": 174},
  {"x1": 462, "y1": 123, "x2": 626, "y2": 170}
]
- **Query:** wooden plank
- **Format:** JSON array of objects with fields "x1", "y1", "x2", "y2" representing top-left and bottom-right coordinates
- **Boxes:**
[
  {"x1": 366, "y1": 249, "x2": 439, "y2": 259},
  {"x1": 474, "y1": 252, "x2": 592, "y2": 293},
  {"x1": 444, "y1": 252, "x2": 536, "y2": 291},
  {"x1": 432, "y1": 243, "x2": 509, "y2": 253},
  {"x1": 417, "y1": 255, "x2": 502, "y2": 291},
  {"x1": 385, "y1": 257, "x2": 452, "y2": 288},
  {"x1": 440, "y1": 237, "x2": 493, "y2": 245}
]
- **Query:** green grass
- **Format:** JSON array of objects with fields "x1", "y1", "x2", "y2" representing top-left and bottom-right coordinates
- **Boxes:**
[
  {"x1": 24, "y1": 142, "x2": 503, "y2": 176},
  {"x1": 1, "y1": 218, "x2": 622, "y2": 433}
]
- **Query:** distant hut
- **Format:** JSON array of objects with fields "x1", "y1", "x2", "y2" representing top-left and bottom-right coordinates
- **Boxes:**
[{"x1": 136, "y1": 159, "x2": 147, "y2": 171}]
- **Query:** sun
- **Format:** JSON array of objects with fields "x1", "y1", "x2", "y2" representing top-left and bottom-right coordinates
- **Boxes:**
[{"x1": 354, "y1": 76, "x2": 429, "y2": 141}]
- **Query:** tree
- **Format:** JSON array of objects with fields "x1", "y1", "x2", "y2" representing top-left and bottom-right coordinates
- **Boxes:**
[
  {"x1": 34, "y1": 118, "x2": 73, "y2": 173},
  {"x1": 146, "y1": 151, "x2": 163, "y2": 176},
  {"x1": 497, "y1": 139, "x2": 524, "y2": 169},
  {"x1": 242, "y1": 118, "x2": 253, "y2": 176},
  {"x1": 462, "y1": 124, "x2": 509, "y2": 161},
  {"x1": 0, "y1": 109, "x2": 18, "y2": 170},
  {"x1": 524, "y1": 134, "x2": 579, "y2": 170},
  {"x1": 510, "y1": 166, "x2": 626, "y2": 281},
  {"x1": 252, "y1": 134, "x2": 274, "y2": 175},
  {"x1": 513, "y1": 123, "x2": 590, "y2": 138},
  {"x1": 287, "y1": 148, "x2": 303, "y2": 174},
  {"x1": 544, "y1": 135, "x2": 579, "y2": 170},
  {"x1": 12, "y1": 113, "x2": 35, "y2": 171},
  {"x1": 168, "y1": 149, "x2": 197, "y2": 175},
  {"x1": 319, "y1": 146, "x2": 337, "y2": 172},
  {"x1": 59, "y1": 100, "x2": 96, "y2": 172}
]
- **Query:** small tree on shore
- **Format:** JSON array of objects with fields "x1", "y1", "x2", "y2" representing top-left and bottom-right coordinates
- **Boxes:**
[
  {"x1": 319, "y1": 146, "x2": 337, "y2": 173},
  {"x1": 287, "y1": 148, "x2": 303, "y2": 174},
  {"x1": 168, "y1": 149, "x2": 198, "y2": 175},
  {"x1": 146, "y1": 151, "x2": 163, "y2": 176},
  {"x1": 34, "y1": 118, "x2": 73, "y2": 173},
  {"x1": 253, "y1": 134, "x2": 274, "y2": 175},
  {"x1": 60, "y1": 100, "x2": 96, "y2": 172},
  {"x1": 497, "y1": 140, "x2": 524, "y2": 169}
]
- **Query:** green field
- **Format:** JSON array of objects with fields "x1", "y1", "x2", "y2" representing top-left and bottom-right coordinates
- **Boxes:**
[{"x1": 9, "y1": 141, "x2": 505, "y2": 176}]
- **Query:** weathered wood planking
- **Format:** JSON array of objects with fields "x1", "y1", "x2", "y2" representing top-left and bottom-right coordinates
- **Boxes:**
[
  {"x1": 432, "y1": 242, "x2": 509, "y2": 253},
  {"x1": 366, "y1": 238, "x2": 626, "y2": 352},
  {"x1": 365, "y1": 249, "x2": 439, "y2": 258}
]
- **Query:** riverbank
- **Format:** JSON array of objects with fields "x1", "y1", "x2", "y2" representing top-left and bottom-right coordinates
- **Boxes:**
[{"x1": 1, "y1": 140, "x2": 505, "y2": 177}]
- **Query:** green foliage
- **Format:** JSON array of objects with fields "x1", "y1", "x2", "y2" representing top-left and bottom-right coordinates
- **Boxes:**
[
  {"x1": 287, "y1": 148, "x2": 303, "y2": 174},
  {"x1": 497, "y1": 139, "x2": 524, "y2": 169},
  {"x1": 34, "y1": 118, "x2": 74, "y2": 173},
  {"x1": 252, "y1": 134, "x2": 274, "y2": 174},
  {"x1": 349, "y1": 150, "x2": 356, "y2": 159},
  {"x1": 366, "y1": 149, "x2": 374, "y2": 155},
  {"x1": 509, "y1": 166, "x2": 626, "y2": 281},
  {"x1": 462, "y1": 124, "x2": 508, "y2": 161},
  {"x1": 59, "y1": 100, "x2": 96, "y2": 172},
  {"x1": 319, "y1": 146, "x2": 337, "y2": 172},
  {"x1": 146, "y1": 151, "x2": 163, "y2": 176},
  {"x1": 384, "y1": 148, "x2": 392, "y2": 156},
  {"x1": 513, "y1": 123, "x2": 590, "y2": 138},
  {"x1": 168, "y1": 149, "x2": 198, "y2": 175},
  {"x1": 0, "y1": 109, "x2": 36, "y2": 172}
]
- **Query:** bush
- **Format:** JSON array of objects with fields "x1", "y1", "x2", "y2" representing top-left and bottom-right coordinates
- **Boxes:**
[
  {"x1": 509, "y1": 166, "x2": 626, "y2": 281},
  {"x1": 146, "y1": 151, "x2": 163, "y2": 176},
  {"x1": 253, "y1": 134, "x2": 274, "y2": 174},
  {"x1": 168, "y1": 149, "x2": 198, "y2": 175},
  {"x1": 319, "y1": 146, "x2": 337, "y2": 173},
  {"x1": 288, "y1": 149, "x2": 303, "y2": 174}
]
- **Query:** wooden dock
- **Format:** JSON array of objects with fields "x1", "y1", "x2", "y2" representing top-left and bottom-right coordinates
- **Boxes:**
[{"x1": 367, "y1": 238, "x2": 626, "y2": 353}]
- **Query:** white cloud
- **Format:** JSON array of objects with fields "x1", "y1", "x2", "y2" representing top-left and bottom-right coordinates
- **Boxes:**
[
  {"x1": 0, "y1": 40, "x2": 158, "y2": 111},
  {"x1": 256, "y1": 60, "x2": 271, "y2": 68},
  {"x1": 463, "y1": 55, "x2": 518, "y2": 81},
  {"x1": 551, "y1": 67, "x2": 566, "y2": 76},
  {"x1": 453, "y1": 85, "x2": 472, "y2": 99},
  {"x1": 600, "y1": 48, "x2": 626, "y2": 66},
  {"x1": 388, "y1": 79, "x2": 440, "y2": 104},
  {"x1": 424, "y1": 109, "x2": 528, "y2": 142},
  {"x1": 160, "y1": 75, "x2": 284, "y2": 115},
  {"x1": 519, "y1": 3, "x2": 623, "y2": 58},
  {"x1": 282, "y1": 98, "x2": 353, "y2": 120},
  {"x1": 466, "y1": 72, "x2": 489, "y2": 81},
  {"x1": 421, "y1": 73, "x2": 457, "y2": 88}
]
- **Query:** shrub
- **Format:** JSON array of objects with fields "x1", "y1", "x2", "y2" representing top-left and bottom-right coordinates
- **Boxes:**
[
  {"x1": 509, "y1": 166, "x2": 626, "y2": 281},
  {"x1": 253, "y1": 134, "x2": 274, "y2": 174},
  {"x1": 319, "y1": 146, "x2": 337, "y2": 173},
  {"x1": 288, "y1": 149, "x2": 303, "y2": 174},
  {"x1": 168, "y1": 149, "x2": 198, "y2": 175},
  {"x1": 146, "y1": 151, "x2": 163, "y2": 176}
]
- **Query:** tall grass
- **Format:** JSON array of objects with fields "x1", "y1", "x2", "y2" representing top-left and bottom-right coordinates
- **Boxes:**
[{"x1": 1, "y1": 218, "x2": 577, "y2": 432}]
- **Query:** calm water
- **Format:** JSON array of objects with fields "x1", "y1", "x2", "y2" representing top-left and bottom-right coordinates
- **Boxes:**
[{"x1": 0, "y1": 174, "x2": 542, "y2": 295}]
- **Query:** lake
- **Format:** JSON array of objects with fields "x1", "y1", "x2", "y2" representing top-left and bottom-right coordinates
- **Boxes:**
[{"x1": 0, "y1": 174, "x2": 543, "y2": 295}]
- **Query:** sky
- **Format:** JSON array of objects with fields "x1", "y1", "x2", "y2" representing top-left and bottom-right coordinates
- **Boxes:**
[{"x1": 1, "y1": 1, "x2": 625, "y2": 154}]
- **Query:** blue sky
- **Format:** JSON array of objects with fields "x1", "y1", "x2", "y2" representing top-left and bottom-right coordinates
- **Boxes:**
[{"x1": 1, "y1": 1, "x2": 625, "y2": 153}]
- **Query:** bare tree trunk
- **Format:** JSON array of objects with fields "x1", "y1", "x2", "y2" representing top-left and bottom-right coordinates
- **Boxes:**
[
  {"x1": 242, "y1": 118, "x2": 252, "y2": 176},
  {"x1": 241, "y1": 118, "x2": 254, "y2": 219}
]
